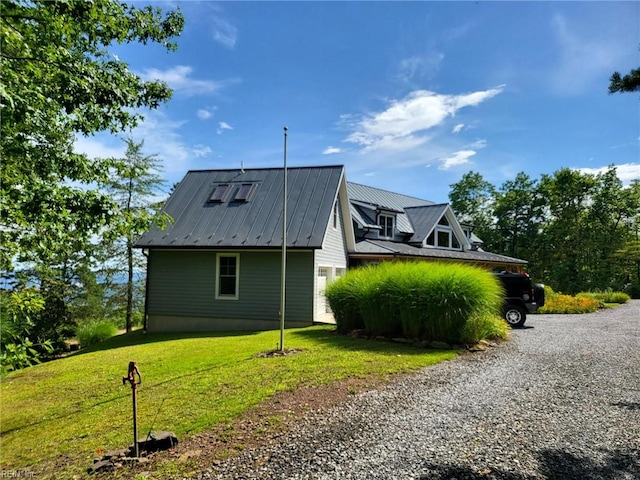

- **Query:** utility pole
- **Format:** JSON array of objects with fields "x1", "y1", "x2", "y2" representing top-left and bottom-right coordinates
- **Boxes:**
[{"x1": 279, "y1": 126, "x2": 288, "y2": 352}]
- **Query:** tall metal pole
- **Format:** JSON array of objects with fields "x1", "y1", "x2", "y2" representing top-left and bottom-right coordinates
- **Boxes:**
[{"x1": 279, "y1": 127, "x2": 288, "y2": 351}]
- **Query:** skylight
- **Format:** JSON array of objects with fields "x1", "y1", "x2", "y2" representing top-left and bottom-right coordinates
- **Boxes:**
[
  {"x1": 234, "y1": 183, "x2": 255, "y2": 201},
  {"x1": 209, "y1": 184, "x2": 230, "y2": 202}
]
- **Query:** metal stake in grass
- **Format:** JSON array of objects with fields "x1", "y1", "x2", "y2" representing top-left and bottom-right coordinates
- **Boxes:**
[{"x1": 122, "y1": 361, "x2": 142, "y2": 457}]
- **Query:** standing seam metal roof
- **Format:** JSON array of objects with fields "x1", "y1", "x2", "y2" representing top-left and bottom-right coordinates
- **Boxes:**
[
  {"x1": 135, "y1": 166, "x2": 344, "y2": 249},
  {"x1": 354, "y1": 239, "x2": 527, "y2": 264},
  {"x1": 346, "y1": 182, "x2": 434, "y2": 236},
  {"x1": 404, "y1": 204, "x2": 449, "y2": 244}
]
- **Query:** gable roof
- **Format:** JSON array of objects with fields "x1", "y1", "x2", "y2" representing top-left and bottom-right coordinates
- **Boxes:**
[
  {"x1": 404, "y1": 204, "x2": 449, "y2": 244},
  {"x1": 347, "y1": 182, "x2": 433, "y2": 235},
  {"x1": 136, "y1": 165, "x2": 344, "y2": 249}
]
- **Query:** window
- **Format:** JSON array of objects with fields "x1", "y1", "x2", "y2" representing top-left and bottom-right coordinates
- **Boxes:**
[
  {"x1": 216, "y1": 254, "x2": 239, "y2": 299},
  {"x1": 209, "y1": 184, "x2": 230, "y2": 202},
  {"x1": 437, "y1": 230, "x2": 450, "y2": 248},
  {"x1": 234, "y1": 183, "x2": 255, "y2": 202},
  {"x1": 377, "y1": 214, "x2": 394, "y2": 238},
  {"x1": 426, "y1": 226, "x2": 462, "y2": 250},
  {"x1": 335, "y1": 267, "x2": 346, "y2": 277},
  {"x1": 333, "y1": 201, "x2": 339, "y2": 229}
]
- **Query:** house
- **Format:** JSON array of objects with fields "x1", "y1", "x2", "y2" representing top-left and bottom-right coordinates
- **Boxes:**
[
  {"x1": 135, "y1": 165, "x2": 525, "y2": 332},
  {"x1": 346, "y1": 182, "x2": 526, "y2": 269}
]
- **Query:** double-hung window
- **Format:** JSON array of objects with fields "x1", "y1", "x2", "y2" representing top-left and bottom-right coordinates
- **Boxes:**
[
  {"x1": 377, "y1": 214, "x2": 394, "y2": 239},
  {"x1": 216, "y1": 254, "x2": 239, "y2": 299}
]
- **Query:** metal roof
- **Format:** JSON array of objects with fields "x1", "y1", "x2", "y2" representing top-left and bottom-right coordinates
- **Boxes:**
[
  {"x1": 135, "y1": 166, "x2": 344, "y2": 249},
  {"x1": 354, "y1": 239, "x2": 527, "y2": 265},
  {"x1": 404, "y1": 204, "x2": 449, "y2": 243},
  {"x1": 347, "y1": 182, "x2": 433, "y2": 235}
]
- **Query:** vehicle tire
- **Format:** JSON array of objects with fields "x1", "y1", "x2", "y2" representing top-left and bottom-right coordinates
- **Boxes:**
[
  {"x1": 534, "y1": 283, "x2": 546, "y2": 308},
  {"x1": 504, "y1": 304, "x2": 526, "y2": 327}
]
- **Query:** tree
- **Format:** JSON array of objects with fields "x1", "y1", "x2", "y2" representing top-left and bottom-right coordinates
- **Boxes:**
[
  {"x1": 448, "y1": 171, "x2": 497, "y2": 249},
  {"x1": 0, "y1": 0, "x2": 184, "y2": 272},
  {"x1": 493, "y1": 172, "x2": 545, "y2": 264},
  {"x1": 101, "y1": 138, "x2": 171, "y2": 332},
  {"x1": 609, "y1": 68, "x2": 640, "y2": 93},
  {"x1": 538, "y1": 169, "x2": 598, "y2": 293}
]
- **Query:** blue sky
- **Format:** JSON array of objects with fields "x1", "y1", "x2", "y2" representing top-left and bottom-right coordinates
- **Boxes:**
[{"x1": 75, "y1": 1, "x2": 640, "y2": 203}]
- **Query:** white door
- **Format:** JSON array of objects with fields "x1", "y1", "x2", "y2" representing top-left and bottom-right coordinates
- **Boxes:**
[{"x1": 316, "y1": 267, "x2": 334, "y2": 323}]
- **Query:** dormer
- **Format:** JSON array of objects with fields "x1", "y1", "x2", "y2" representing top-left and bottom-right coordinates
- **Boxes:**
[
  {"x1": 425, "y1": 215, "x2": 462, "y2": 250},
  {"x1": 377, "y1": 212, "x2": 395, "y2": 239},
  {"x1": 405, "y1": 204, "x2": 470, "y2": 251}
]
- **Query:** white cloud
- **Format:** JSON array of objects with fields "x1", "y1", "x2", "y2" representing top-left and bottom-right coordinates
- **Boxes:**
[
  {"x1": 398, "y1": 53, "x2": 444, "y2": 83},
  {"x1": 197, "y1": 109, "x2": 213, "y2": 120},
  {"x1": 467, "y1": 138, "x2": 487, "y2": 149},
  {"x1": 439, "y1": 150, "x2": 477, "y2": 170},
  {"x1": 74, "y1": 135, "x2": 126, "y2": 159},
  {"x1": 138, "y1": 66, "x2": 226, "y2": 97},
  {"x1": 129, "y1": 111, "x2": 191, "y2": 174},
  {"x1": 217, "y1": 121, "x2": 233, "y2": 134},
  {"x1": 323, "y1": 146, "x2": 342, "y2": 155},
  {"x1": 344, "y1": 87, "x2": 503, "y2": 152},
  {"x1": 452, "y1": 123, "x2": 465, "y2": 134},
  {"x1": 576, "y1": 163, "x2": 640, "y2": 186},
  {"x1": 211, "y1": 16, "x2": 237, "y2": 48},
  {"x1": 192, "y1": 145, "x2": 213, "y2": 158}
]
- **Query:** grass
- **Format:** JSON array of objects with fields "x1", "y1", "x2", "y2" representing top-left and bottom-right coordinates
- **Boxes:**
[
  {"x1": 0, "y1": 325, "x2": 457, "y2": 478},
  {"x1": 325, "y1": 261, "x2": 505, "y2": 343},
  {"x1": 76, "y1": 320, "x2": 119, "y2": 347}
]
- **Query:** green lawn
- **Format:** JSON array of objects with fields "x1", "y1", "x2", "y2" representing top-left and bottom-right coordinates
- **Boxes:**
[{"x1": 0, "y1": 325, "x2": 457, "y2": 478}]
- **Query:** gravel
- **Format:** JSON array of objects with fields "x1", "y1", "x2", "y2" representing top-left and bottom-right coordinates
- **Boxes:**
[{"x1": 205, "y1": 301, "x2": 640, "y2": 480}]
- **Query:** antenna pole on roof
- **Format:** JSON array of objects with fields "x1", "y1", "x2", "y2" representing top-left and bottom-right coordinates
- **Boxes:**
[{"x1": 279, "y1": 127, "x2": 288, "y2": 352}]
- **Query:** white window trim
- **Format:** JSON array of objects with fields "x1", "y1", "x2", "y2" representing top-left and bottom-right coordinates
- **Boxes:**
[
  {"x1": 215, "y1": 253, "x2": 240, "y2": 300},
  {"x1": 377, "y1": 214, "x2": 394, "y2": 239},
  {"x1": 433, "y1": 226, "x2": 462, "y2": 251},
  {"x1": 332, "y1": 201, "x2": 339, "y2": 230}
]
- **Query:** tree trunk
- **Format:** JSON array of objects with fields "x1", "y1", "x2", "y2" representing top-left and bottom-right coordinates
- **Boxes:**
[{"x1": 126, "y1": 236, "x2": 133, "y2": 333}]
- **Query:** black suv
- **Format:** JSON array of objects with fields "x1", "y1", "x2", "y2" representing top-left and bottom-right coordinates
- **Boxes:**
[{"x1": 494, "y1": 272, "x2": 545, "y2": 327}]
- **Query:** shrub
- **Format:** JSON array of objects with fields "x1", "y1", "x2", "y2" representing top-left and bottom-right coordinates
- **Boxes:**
[
  {"x1": 325, "y1": 261, "x2": 504, "y2": 343},
  {"x1": 461, "y1": 313, "x2": 509, "y2": 344},
  {"x1": 324, "y1": 267, "x2": 369, "y2": 333},
  {"x1": 539, "y1": 293, "x2": 600, "y2": 314},
  {"x1": 76, "y1": 321, "x2": 118, "y2": 348},
  {"x1": 576, "y1": 290, "x2": 630, "y2": 306},
  {"x1": 0, "y1": 288, "x2": 52, "y2": 374}
]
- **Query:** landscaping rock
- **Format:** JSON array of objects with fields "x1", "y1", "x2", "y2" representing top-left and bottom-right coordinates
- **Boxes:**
[
  {"x1": 88, "y1": 433, "x2": 176, "y2": 474},
  {"x1": 137, "y1": 431, "x2": 179, "y2": 453},
  {"x1": 428, "y1": 340, "x2": 450, "y2": 349},
  {"x1": 87, "y1": 460, "x2": 114, "y2": 474}
]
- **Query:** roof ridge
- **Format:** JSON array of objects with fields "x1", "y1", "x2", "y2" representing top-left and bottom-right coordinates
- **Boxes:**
[
  {"x1": 405, "y1": 202, "x2": 449, "y2": 209},
  {"x1": 346, "y1": 181, "x2": 432, "y2": 203},
  {"x1": 186, "y1": 165, "x2": 344, "y2": 173}
]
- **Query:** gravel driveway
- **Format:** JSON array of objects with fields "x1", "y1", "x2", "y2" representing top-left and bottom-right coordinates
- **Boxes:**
[{"x1": 209, "y1": 301, "x2": 640, "y2": 480}]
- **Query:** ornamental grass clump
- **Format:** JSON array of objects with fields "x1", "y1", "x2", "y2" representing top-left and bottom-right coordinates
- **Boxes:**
[
  {"x1": 577, "y1": 290, "x2": 630, "y2": 305},
  {"x1": 325, "y1": 261, "x2": 505, "y2": 343},
  {"x1": 76, "y1": 321, "x2": 118, "y2": 348},
  {"x1": 324, "y1": 268, "x2": 369, "y2": 333},
  {"x1": 357, "y1": 263, "x2": 404, "y2": 337}
]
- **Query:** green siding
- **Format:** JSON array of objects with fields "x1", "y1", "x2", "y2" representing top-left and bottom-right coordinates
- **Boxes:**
[{"x1": 147, "y1": 250, "x2": 313, "y2": 326}]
